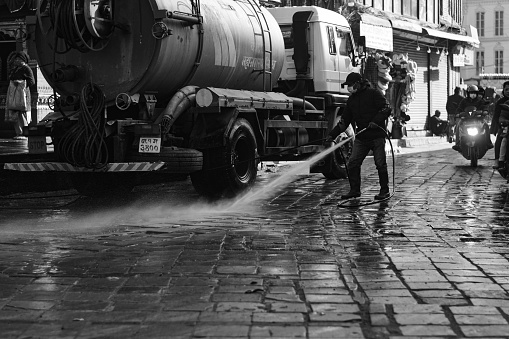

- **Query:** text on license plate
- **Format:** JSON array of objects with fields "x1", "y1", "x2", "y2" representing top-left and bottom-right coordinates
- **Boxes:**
[{"x1": 139, "y1": 137, "x2": 161, "y2": 153}]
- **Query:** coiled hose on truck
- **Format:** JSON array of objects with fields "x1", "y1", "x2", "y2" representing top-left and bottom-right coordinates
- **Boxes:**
[{"x1": 57, "y1": 83, "x2": 109, "y2": 169}]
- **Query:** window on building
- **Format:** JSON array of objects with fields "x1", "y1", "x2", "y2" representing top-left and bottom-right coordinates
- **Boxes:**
[
  {"x1": 476, "y1": 51, "x2": 484, "y2": 74},
  {"x1": 393, "y1": 0, "x2": 401, "y2": 15},
  {"x1": 427, "y1": 0, "x2": 434, "y2": 23},
  {"x1": 383, "y1": 0, "x2": 392, "y2": 12},
  {"x1": 403, "y1": 1, "x2": 417, "y2": 18},
  {"x1": 495, "y1": 50, "x2": 504, "y2": 74},
  {"x1": 419, "y1": 1, "x2": 426, "y2": 20},
  {"x1": 476, "y1": 12, "x2": 485, "y2": 37},
  {"x1": 495, "y1": 11, "x2": 504, "y2": 36},
  {"x1": 373, "y1": 0, "x2": 382, "y2": 9}
]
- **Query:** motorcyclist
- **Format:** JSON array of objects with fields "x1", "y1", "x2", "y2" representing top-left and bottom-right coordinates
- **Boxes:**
[{"x1": 452, "y1": 85, "x2": 493, "y2": 151}]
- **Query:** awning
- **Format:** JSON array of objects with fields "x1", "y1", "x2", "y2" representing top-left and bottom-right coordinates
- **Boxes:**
[
  {"x1": 0, "y1": 0, "x2": 36, "y2": 13},
  {"x1": 360, "y1": 13, "x2": 392, "y2": 28},
  {"x1": 389, "y1": 19, "x2": 423, "y2": 33},
  {"x1": 423, "y1": 27, "x2": 479, "y2": 47},
  {"x1": 359, "y1": 13, "x2": 393, "y2": 52}
]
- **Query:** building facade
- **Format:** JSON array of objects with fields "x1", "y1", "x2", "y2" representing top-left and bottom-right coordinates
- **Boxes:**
[
  {"x1": 340, "y1": 0, "x2": 477, "y2": 135},
  {"x1": 461, "y1": 0, "x2": 509, "y2": 92}
]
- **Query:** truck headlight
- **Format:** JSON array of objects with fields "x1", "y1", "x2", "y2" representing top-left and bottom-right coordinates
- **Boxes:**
[{"x1": 467, "y1": 127, "x2": 479, "y2": 136}]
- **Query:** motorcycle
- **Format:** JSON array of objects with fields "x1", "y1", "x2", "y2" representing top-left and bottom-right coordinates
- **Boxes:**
[{"x1": 455, "y1": 106, "x2": 489, "y2": 167}]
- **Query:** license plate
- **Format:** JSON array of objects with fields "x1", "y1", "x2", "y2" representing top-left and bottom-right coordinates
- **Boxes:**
[
  {"x1": 28, "y1": 136, "x2": 47, "y2": 154},
  {"x1": 139, "y1": 137, "x2": 161, "y2": 153}
]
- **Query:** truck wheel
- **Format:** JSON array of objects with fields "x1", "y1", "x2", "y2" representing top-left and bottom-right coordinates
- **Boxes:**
[
  {"x1": 70, "y1": 172, "x2": 138, "y2": 197},
  {"x1": 191, "y1": 118, "x2": 257, "y2": 198},
  {"x1": 322, "y1": 126, "x2": 354, "y2": 179}
]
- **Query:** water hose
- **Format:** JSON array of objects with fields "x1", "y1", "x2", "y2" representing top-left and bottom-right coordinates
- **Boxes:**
[{"x1": 56, "y1": 83, "x2": 108, "y2": 169}]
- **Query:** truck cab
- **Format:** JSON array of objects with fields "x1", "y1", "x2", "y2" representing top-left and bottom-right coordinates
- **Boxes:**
[{"x1": 268, "y1": 6, "x2": 359, "y2": 102}]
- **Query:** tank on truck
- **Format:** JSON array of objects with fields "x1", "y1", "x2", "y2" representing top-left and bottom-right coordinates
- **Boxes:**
[{"x1": 5, "y1": 1, "x2": 358, "y2": 198}]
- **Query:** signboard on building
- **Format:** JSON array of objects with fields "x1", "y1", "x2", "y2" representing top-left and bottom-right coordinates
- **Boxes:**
[
  {"x1": 464, "y1": 48, "x2": 474, "y2": 65},
  {"x1": 360, "y1": 21, "x2": 393, "y2": 52},
  {"x1": 453, "y1": 54, "x2": 465, "y2": 67}
]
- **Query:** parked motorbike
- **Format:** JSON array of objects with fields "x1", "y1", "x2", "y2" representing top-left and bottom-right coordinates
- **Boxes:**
[{"x1": 455, "y1": 106, "x2": 489, "y2": 167}]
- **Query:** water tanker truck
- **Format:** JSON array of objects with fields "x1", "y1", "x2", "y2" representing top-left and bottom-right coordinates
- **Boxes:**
[{"x1": 7, "y1": 0, "x2": 359, "y2": 197}]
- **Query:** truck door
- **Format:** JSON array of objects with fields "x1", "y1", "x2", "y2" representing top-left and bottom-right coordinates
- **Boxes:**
[{"x1": 336, "y1": 27, "x2": 358, "y2": 92}]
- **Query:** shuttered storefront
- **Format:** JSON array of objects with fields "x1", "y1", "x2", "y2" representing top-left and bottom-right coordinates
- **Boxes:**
[
  {"x1": 449, "y1": 65, "x2": 461, "y2": 93},
  {"x1": 430, "y1": 51, "x2": 449, "y2": 116},
  {"x1": 392, "y1": 37, "x2": 429, "y2": 132}
]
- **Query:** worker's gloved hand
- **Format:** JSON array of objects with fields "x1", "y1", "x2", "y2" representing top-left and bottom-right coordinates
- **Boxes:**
[
  {"x1": 325, "y1": 135, "x2": 336, "y2": 143},
  {"x1": 368, "y1": 122, "x2": 379, "y2": 129}
]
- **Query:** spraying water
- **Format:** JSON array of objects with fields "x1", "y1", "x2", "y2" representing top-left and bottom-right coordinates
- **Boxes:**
[
  {"x1": 229, "y1": 136, "x2": 354, "y2": 210},
  {"x1": 0, "y1": 136, "x2": 355, "y2": 234}
]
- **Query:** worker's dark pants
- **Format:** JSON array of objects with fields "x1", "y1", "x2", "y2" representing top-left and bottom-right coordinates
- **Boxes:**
[{"x1": 347, "y1": 137, "x2": 388, "y2": 193}]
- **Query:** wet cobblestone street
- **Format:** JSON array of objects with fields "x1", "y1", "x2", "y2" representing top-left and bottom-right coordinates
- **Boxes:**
[{"x1": 2, "y1": 147, "x2": 509, "y2": 338}]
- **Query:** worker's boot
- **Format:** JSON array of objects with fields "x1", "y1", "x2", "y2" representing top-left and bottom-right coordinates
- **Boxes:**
[
  {"x1": 374, "y1": 169, "x2": 390, "y2": 200},
  {"x1": 341, "y1": 166, "x2": 361, "y2": 199}
]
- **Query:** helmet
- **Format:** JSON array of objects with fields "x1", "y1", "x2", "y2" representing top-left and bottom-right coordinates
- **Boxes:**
[{"x1": 467, "y1": 85, "x2": 478, "y2": 93}]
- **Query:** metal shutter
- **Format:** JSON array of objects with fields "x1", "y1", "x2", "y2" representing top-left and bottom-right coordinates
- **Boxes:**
[
  {"x1": 393, "y1": 37, "x2": 429, "y2": 132},
  {"x1": 450, "y1": 65, "x2": 461, "y2": 93},
  {"x1": 430, "y1": 51, "x2": 449, "y2": 116}
]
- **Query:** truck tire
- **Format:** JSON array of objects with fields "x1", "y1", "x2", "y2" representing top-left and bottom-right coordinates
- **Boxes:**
[
  {"x1": 70, "y1": 172, "x2": 138, "y2": 197},
  {"x1": 191, "y1": 118, "x2": 257, "y2": 198},
  {"x1": 322, "y1": 126, "x2": 354, "y2": 179}
]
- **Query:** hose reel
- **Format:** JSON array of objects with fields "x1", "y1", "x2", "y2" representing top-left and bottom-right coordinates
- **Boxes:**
[{"x1": 46, "y1": 0, "x2": 115, "y2": 52}]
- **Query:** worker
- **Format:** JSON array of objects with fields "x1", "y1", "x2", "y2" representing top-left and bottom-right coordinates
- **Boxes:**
[{"x1": 326, "y1": 72, "x2": 392, "y2": 200}]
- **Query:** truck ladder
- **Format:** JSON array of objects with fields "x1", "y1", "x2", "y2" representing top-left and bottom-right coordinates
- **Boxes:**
[{"x1": 235, "y1": 0, "x2": 273, "y2": 92}]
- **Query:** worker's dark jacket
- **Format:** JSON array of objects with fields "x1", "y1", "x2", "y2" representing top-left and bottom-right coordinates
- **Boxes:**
[
  {"x1": 491, "y1": 95, "x2": 509, "y2": 134},
  {"x1": 329, "y1": 80, "x2": 391, "y2": 140}
]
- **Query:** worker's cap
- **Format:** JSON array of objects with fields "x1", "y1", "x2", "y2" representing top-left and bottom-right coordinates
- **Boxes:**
[{"x1": 342, "y1": 72, "x2": 362, "y2": 86}]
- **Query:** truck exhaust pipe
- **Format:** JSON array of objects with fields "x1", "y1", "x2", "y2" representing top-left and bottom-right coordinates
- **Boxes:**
[{"x1": 286, "y1": 11, "x2": 313, "y2": 98}]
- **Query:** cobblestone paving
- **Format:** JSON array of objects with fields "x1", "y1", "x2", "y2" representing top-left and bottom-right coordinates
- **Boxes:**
[{"x1": 1, "y1": 148, "x2": 509, "y2": 338}]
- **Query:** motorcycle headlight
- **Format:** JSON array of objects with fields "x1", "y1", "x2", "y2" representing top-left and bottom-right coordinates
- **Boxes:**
[{"x1": 467, "y1": 127, "x2": 479, "y2": 136}]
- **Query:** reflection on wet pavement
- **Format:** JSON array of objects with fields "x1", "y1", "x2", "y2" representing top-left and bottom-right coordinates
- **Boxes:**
[{"x1": 1, "y1": 148, "x2": 509, "y2": 338}]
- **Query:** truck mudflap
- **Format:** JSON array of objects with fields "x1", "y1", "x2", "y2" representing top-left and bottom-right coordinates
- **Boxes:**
[{"x1": 3, "y1": 162, "x2": 165, "y2": 172}]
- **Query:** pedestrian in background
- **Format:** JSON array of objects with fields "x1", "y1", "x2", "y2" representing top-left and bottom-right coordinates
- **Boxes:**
[
  {"x1": 429, "y1": 110, "x2": 448, "y2": 136},
  {"x1": 5, "y1": 51, "x2": 34, "y2": 140},
  {"x1": 446, "y1": 86, "x2": 463, "y2": 143},
  {"x1": 495, "y1": 102, "x2": 509, "y2": 169},
  {"x1": 491, "y1": 81, "x2": 509, "y2": 169},
  {"x1": 326, "y1": 72, "x2": 392, "y2": 200}
]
